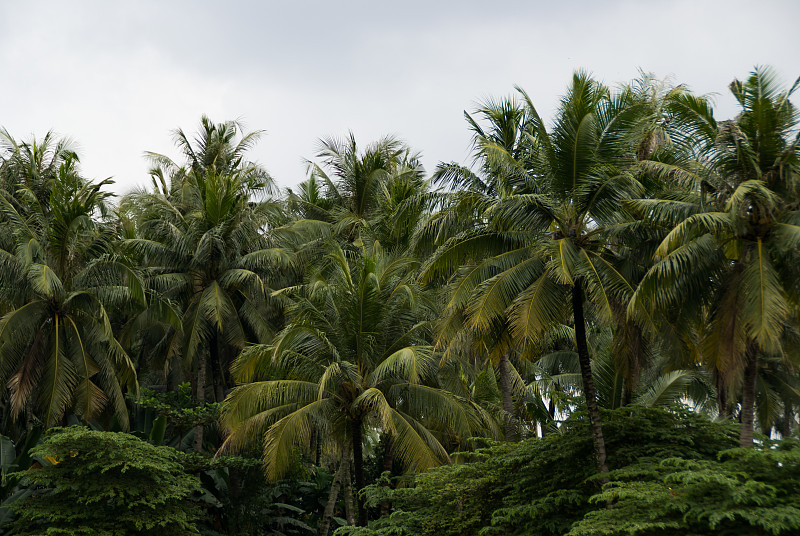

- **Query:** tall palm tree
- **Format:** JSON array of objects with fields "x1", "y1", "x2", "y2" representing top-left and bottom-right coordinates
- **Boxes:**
[
  {"x1": 598, "y1": 73, "x2": 707, "y2": 403},
  {"x1": 123, "y1": 118, "x2": 283, "y2": 451},
  {"x1": 220, "y1": 243, "x2": 490, "y2": 530},
  {"x1": 420, "y1": 96, "x2": 533, "y2": 441},
  {"x1": 421, "y1": 72, "x2": 647, "y2": 474},
  {"x1": 0, "y1": 154, "x2": 139, "y2": 429},
  {"x1": 631, "y1": 66, "x2": 800, "y2": 447}
]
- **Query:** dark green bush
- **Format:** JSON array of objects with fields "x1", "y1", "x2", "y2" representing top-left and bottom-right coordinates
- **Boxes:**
[
  {"x1": 340, "y1": 406, "x2": 742, "y2": 536},
  {"x1": 10, "y1": 427, "x2": 203, "y2": 535}
]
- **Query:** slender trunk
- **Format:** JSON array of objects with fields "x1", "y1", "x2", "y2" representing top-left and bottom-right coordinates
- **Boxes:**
[
  {"x1": 715, "y1": 369, "x2": 729, "y2": 419},
  {"x1": 319, "y1": 446, "x2": 350, "y2": 536},
  {"x1": 498, "y1": 353, "x2": 516, "y2": 441},
  {"x1": 352, "y1": 419, "x2": 367, "y2": 525},
  {"x1": 572, "y1": 281, "x2": 609, "y2": 476},
  {"x1": 627, "y1": 325, "x2": 643, "y2": 400},
  {"x1": 541, "y1": 398, "x2": 556, "y2": 438},
  {"x1": 739, "y1": 347, "x2": 758, "y2": 448},
  {"x1": 167, "y1": 361, "x2": 179, "y2": 393},
  {"x1": 620, "y1": 385, "x2": 633, "y2": 407},
  {"x1": 310, "y1": 429, "x2": 319, "y2": 465},
  {"x1": 229, "y1": 466, "x2": 242, "y2": 502},
  {"x1": 210, "y1": 335, "x2": 225, "y2": 403},
  {"x1": 380, "y1": 434, "x2": 394, "y2": 517},
  {"x1": 193, "y1": 356, "x2": 206, "y2": 453},
  {"x1": 783, "y1": 402, "x2": 793, "y2": 439},
  {"x1": 613, "y1": 303, "x2": 642, "y2": 407},
  {"x1": 343, "y1": 464, "x2": 356, "y2": 526},
  {"x1": 25, "y1": 403, "x2": 34, "y2": 434},
  {"x1": 208, "y1": 332, "x2": 225, "y2": 402}
]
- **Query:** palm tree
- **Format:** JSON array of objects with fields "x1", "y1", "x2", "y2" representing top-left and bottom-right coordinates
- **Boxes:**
[
  {"x1": 421, "y1": 72, "x2": 648, "y2": 474},
  {"x1": 420, "y1": 96, "x2": 533, "y2": 441},
  {"x1": 631, "y1": 67, "x2": 800, "y2": 447},
  {"x1": 0, "y1": 129, "x2": 79, "y2": 219},
  {"x1": 220, "y1": 243, "x2": 490, "y2": 530},
  {"x1": 0, "y1": 153, "x2": 139, "y2": 429},
  {"x1": 123, "y1": 117, "x2": 284, "y2": 451},
  {"x1": 288, "y1": 133, "x2": 429, "y2": 252},
  {"x1": 145, "y1": 115, "x2": 273, "y2": 195}
]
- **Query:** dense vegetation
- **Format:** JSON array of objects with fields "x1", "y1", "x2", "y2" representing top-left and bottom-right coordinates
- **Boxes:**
[
  {"x1": 341, "y1": 407, "x2": 800, "y2": 536},
  {"x1": 1, "y1": 66, "x2": 799, "y2": 535}
]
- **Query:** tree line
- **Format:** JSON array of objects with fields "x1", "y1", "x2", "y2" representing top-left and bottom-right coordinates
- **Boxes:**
[{"x1": 0, "y1": 66, "x2": 799, "y2": 535}]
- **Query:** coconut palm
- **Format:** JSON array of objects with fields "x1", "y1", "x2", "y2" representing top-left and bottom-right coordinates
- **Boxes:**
[
  {"x1": 123, "y1": 118, "x2": 284, "y2": 451},
  {"x1": 0, "y1": 129, "x2": 79, "y2": 220},
  {"x1": 145, "y1": 115, "x2": 274, "y2": 196},
  {"x1": 421, "y1": 72, "x2": 649, "y2": 474},
  {"x1": 630, "y1": 66, "x2": 800, "y2": 447},
  {"x1": 220, "y1": 243, "x2": 491, "y2": 529},
  {"x1": 0, "y1": 157, "x2": 139, "y2": 429},
  {"x1": 420, "y1": 96, "x2": 533, "y2": 441}
]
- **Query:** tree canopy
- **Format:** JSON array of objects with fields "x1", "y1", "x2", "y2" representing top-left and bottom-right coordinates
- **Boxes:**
[{"x1": 0, "y1": 66, "x2": 798, "y2": 536}]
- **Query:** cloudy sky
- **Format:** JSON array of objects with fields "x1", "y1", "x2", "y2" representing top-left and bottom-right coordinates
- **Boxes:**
[{"x1": 1, "y1": 1, "x2": 798, "y2": 196}]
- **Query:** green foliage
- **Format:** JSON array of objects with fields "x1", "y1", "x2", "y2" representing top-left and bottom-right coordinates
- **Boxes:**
[
  {"x1": 221, "y1": 243, "x2": 484, "y2": 480},
  {"x1": 570, "y1": 440, "x2": 800, "y2": 535},
  {"x1": 338, "y1": 407, "x2": 739, "y2": 536},
  {"x1": 9, "y1": 427, "x2": 203, "y2": 535},
  {"x1": 177, "y1": 453, "x2": 331, "y2": 536},
  {"x1": 135, "y1": 384, "x2": 222, "y2": 431},
  {"x1": 0, "y1": 428, "x2": 42, "y2": 531},
  {"x1": 1, "y1": 69, "x2": 799, "y2": 536},
  {"x1": 0, "y1": 148, "x2": 139, "y2": 429}
]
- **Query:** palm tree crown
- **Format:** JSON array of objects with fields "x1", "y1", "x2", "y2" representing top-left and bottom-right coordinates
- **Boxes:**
[
  {"x1": 123, "y1": 117, "x2": 284, "y2": 450},
  {"x1": 0, "y1": 149, "x2": 139, "y2": 429},
  {"x1": 221, "y1": 242, "x2": 491, "y2": 525},
  {"x1": 421, "y1": 72, "x2": 649, "y2": 473}
]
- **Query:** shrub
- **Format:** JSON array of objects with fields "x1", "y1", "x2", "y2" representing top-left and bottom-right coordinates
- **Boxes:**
[{"x1": 10, "y1": 427, "x2": 202, "y2": 535}]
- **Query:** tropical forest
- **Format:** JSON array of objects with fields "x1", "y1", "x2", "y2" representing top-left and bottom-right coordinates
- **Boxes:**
[{"x1": 1, "y1": 67, "x2": 800, "y2": 536}]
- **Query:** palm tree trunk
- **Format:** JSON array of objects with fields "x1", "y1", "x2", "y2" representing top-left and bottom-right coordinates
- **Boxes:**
[
  {"x1": 541, "y1": 398, "x2": 556, "y2": 438},
  {"x1": 319, "y1": 446, "x2": 350, "y2": 536},
  {"x1": 628, "y1": 327, "x2": 643, "y2": 400},
  {"x1": 739, "y1": 347, "x2": 758, "y2": 448},
  {"x1": 310, "y1": 429, "x2": 320, "y2": 465},
  {"x1": 380, "y1": 434, "x2": 394, "y2": 517},
  {"x1": 344, "y1": 466, "x2": 356, "y2": 526},
  {"x1": 613, "y1": 303, "x2": 643, "y2": 407},
  {"x1": 210, "y1": 335, "x2": 225, "y2": 403},
  {"x1": 498, "y1": 353, "x2": 516, "y2": 441},
  {"x1": 783, "y1": 402, "x2": 793, "y2": 439},
  {"x1": 572, "y1": 281, "x2": 609, "y2": 475},
  {"x1": 621, "y1": 324, "x2": 642, "y2": 407},
  {"x1": 620, "y1": 385, "x2": 633, "y2": 407},
  {"x1": 352, "y1": 419, "x2": 367, "y2": 525},
  {"x1": 714, "y1": 369, "x2": 730, "y2": 418},
  {"x1": 193, "y1": 356, "x2": 206, "y2": 453}
]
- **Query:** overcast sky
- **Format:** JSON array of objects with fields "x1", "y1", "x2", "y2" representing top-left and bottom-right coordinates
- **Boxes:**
[{"x1": 1, "y1": 1, "x2": 798, "y2": 196}]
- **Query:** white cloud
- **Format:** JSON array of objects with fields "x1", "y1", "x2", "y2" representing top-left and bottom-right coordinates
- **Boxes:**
[{"x1": 1, "y1": 0, "x2": 798, "y2": 196}]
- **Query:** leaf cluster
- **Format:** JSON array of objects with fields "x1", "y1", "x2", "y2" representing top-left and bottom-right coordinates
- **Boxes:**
[
  {"x1": 134, "y1": 385, "x2": 222, "y2": 430},
  {"x1": 570, "y1": 440, "x2": 800, "y2": 535},
  {"x1": 9, "y1": 426, "x2": 203, "y2": 536}
]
